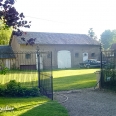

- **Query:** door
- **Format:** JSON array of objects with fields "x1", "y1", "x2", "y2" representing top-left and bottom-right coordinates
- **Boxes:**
[
  {"x1": 36, "y1": 54, "x2": 43, "y2": 70},
  {"x1": 5, "y1": 59, "x2": 10, "y2": 69},
  {"x1": 57, "y1": 50, "x2": 71, "y2": 68},
  {"x1": 83, "y1": 52, "x2": 88, "y2": 61}
]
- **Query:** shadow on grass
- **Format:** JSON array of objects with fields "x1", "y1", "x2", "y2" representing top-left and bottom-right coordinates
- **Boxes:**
[
  {"x1": 19, "y1": 101, "x2": 68, "y2": 116},
  {"x1": 0, "y1": 95, "x2": 68, "y2": 116},
  {"x1": 53, "y1": 73, "x2": 97, "y2": 91}
]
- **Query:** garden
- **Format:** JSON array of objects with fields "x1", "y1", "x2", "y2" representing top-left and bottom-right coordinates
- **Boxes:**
[{"x1": 0, "y1": 68, "x2": 98, "y2": 116}]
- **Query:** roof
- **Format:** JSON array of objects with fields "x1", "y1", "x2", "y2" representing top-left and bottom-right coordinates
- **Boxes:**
[
  {"x1": 13, "y1": 32, "x2": 100, "y2": 45},
  {"x1": 0, "y1": 46, "x2": 15, "y2": 59}
]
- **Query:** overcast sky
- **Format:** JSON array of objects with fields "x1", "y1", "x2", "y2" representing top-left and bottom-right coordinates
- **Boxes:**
[{"x1": 15, "y1": 0, "x2": 116, "y2": 39}]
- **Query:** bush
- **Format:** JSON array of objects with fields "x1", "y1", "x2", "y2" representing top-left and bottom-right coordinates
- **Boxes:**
[
  {"x1": 0, "y1": 61, "x2": 9, "y2": 75},
  {"x1": 0, "y1": 84, "x2": 6, "y2": 96},
  {"x1": 0, "y1": 80, "x2": 40, "y2": 97}
]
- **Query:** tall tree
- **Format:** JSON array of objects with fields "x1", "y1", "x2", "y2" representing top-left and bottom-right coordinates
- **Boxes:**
[
  {"x1": 100, "y1": 30, "x2": 112, "y2": 49},
  {"x1": 88, "y1": 28, "x2": 95, "y2": 39},
  {"x1": 0, "y1": 0, "x2": 35, "y2": 45},
  {"x1": 111, "y1": 30, "x2": 116, "y2": 43}
]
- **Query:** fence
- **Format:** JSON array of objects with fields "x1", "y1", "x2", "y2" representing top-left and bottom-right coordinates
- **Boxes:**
[
  {"x1": 101, "y1": 50, "x2": 116, "y2": 89},
  {"x1": 0, "y1": 51, "x2": 53, "y2": 99},
  {"x1": 37, "y1": 51, "x2": 53, "y2": 100}
]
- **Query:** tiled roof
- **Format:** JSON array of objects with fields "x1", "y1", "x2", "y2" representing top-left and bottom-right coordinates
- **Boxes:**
[
  {"x1": 0, "y1": 46, "x2": 15, "y2": 59},
  {"x1": 14, "y1": 32, "x2": 100, "y2": 45}
]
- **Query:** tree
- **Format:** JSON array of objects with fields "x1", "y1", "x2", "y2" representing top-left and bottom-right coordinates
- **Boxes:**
[
  {"x1": 0, "y1": 28, "x2": 12, "y2": 44},
  {"x1": 100, "y1": 30, "x2": 112, "y2": 49},
  {"x1": 0, "y1": 0, "x2": 35, "y2": 45},
  {"x1": 111, "y1": 30, "x2": 116, "y2": 44},
  {"x1": 88, "y1": 28, "x2": 96, "y2": 39}
]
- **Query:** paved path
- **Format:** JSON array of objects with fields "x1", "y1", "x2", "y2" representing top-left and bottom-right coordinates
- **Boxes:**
[{"x1": 54, "y1": 88, "x2": 116, "y2": 116}]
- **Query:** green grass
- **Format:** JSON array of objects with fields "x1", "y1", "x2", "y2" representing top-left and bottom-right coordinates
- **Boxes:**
[
  {"x1": 0, "y1": 68, "x2": 99, "y2": 91},
  {"x1": 53, "y1": 68, "x2": 99, "y2": 91},
  {"x1": 0, "y1": 96, "x2": 68, "y2": 116},
  {"x1": 0, "y1": 70, "x2": 38, "y2": 87},
  {"x1": 0, "y1": 68, "x2": 99, "y2": 116}
]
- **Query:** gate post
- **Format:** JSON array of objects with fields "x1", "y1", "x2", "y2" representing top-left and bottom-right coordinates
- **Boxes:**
[
  {"x1": 99, "y1": 43, "x2": 103, "y2": 89},
  {"x1": 50, "y1": 52, "x2": 53, "y2": 100},
  {"x1": 37, "y1": 47, "x2": 40, "y2": 88}
]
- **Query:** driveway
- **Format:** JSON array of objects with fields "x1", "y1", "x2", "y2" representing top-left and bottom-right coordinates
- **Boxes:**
[{"x1": 54, "y1": 88, "x2": 116, "y2": 116}]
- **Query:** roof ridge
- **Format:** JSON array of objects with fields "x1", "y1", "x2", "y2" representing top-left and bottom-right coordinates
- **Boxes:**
[{"x1": 22, "y1": 31, "x2": 87, "y2": 35}]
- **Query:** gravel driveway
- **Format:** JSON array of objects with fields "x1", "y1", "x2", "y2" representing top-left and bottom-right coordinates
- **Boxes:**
[{"x1": 54, "y1": 88, "x2": 116, "y2": 116}]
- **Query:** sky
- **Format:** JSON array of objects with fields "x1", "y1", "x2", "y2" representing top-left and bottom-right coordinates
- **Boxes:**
[{"x1": 15, "y1": 0, "x2": 116, "y2": 39}]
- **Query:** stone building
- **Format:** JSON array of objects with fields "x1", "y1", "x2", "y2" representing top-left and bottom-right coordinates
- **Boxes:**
[{"x1": 9, "y1": 32, "x2": 100, "y2": 69}]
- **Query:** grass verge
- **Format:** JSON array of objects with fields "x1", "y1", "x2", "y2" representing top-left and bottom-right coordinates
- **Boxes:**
[{"x1": 0, "y1": 96, "x2": 68, "y2": 116}]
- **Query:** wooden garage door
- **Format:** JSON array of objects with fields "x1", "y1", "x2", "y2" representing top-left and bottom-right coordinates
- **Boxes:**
[
  {"x1": 20, "y1": 65, "x2": 36, "y2": 70},
  {"x1": 57, "y1": 50, "x2": 71, "y2": 68}
]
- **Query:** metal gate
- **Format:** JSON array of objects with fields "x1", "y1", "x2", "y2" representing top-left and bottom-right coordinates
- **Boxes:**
[
  {"x1": 100, "y1": 50, "x2": 116, "y2": 89},
  {"x1": 37, "y1": 50, "x2": 53, "y2": 100},
  {"x1": 0, "y1": 51, "x2": 53, "y2": 99}
]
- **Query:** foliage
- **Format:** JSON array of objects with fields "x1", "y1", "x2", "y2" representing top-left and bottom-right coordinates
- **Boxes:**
[
  {"x1": 0, "y1": 28, "x2": 12, "y2": 45},
  {"x1": 88, "y1": 28, "x2": 97, "y2": 39},
  {"x1": 0, "y1": 60, "x2": 9, "y2": 74},
  {"x1": 101, "y1": 69, "x2": 116, "y2": 91},
  {"x1": 100, "y1": 29, "x2": 116, "y2": 49},
  {"x1": 0, "y1": 0, "x2": 36, "y2": 45},
  {"x1": 0, "y1": 0, "x2": 30, "y2": 31},
  {"x1": 112, "y1": 30, "x2": 116, "y2": 44},
  {"x1": 100, "y1": 30, "x2": 112, "y2": 49},
  {"x1": 0, "y1": 80, "x2": 40, "y2": 97}
]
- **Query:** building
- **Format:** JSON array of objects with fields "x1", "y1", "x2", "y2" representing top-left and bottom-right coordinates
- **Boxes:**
[
  {"x1": 10, "y1": 32, "x2": 100, "y2": 69},
  {"x1": 0, "y1": 45, "x2": 15, "y2": 69}
]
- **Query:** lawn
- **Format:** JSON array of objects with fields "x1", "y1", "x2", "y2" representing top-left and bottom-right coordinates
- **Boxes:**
[
  {"x1": 0, "y1": 68, "x2": 99, "y2": 116},
  {"x1": 0, "y1": 68, "x2": 99, "y2": 90},
  {"x1": 0, "y1": 70, "x2": 38, "y2": 87},
  {"x1": 0, "y1": 96, "x2": 68, "y2": 116},
  {"x1": 53, "y1": 68, "x2": 99, "y2": 91}
]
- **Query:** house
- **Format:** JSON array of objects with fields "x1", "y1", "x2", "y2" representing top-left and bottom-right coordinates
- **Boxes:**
[
  {"x1": 0, "y1": 45, "x2": 15, "y2": 69},
  {"x1": 10, "y1": 32, "x2": 100, "y2": 69}
]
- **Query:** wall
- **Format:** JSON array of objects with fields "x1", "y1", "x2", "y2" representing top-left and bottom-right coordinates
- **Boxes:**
[
  {"x1": 18, "y1": 44, "x2": 100, "y2": 69},
  {"x1": 10, "y1": 36, "x2": 20, "y2": 52}
]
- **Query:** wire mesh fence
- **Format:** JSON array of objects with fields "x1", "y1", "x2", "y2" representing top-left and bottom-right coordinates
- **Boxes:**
[
  {"x1": 101, "y1": 50, "x2": 116, "y2": 89},
  {"x1": 0, "y1": 51, "x2": 38, "y2": 87},
  {"x1": 0, "y1": 51, "x2": 53, "y2": 99}
]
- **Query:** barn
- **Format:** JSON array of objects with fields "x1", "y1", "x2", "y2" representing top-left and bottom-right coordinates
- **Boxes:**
[{"x1": 10, "y1": 32, "x2": 100, "y2": 69}]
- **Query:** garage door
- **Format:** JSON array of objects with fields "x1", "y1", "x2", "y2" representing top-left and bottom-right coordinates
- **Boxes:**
[{"x1": 57, "y1": 50, "x2": 71, "y2": 68}]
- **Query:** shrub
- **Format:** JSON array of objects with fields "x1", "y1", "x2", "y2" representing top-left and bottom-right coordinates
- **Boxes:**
[
  {"x1": 0, "y1": 80, "x2": 40, "y2": 97},
  {"x1": 0, "y1": 84, "x2": 6, "y2": 96},
  {"x1": 0, "y1": 61, "x2": 9, "y2": 75},
  {"x1": 6, "y1": 80, "x2": 21, "y2": 97}
]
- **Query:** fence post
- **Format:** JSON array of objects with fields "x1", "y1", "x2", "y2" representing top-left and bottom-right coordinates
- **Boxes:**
[
  {"x1": 37, "y1": 49, "x2": 40, "y2": 88},
  {"x1": 99, "y1": 43, "x2": 103, "y2": 89},
  {"x1": 50, "y1": 52, "x2": 53, "y2": 100}
]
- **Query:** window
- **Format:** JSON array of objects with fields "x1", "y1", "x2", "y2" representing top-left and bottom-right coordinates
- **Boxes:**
[
  {"x1": 91, "y1": 53, "x2": 95, "y2": 57},
  {"x1": 75, "y1": 53, "x2": 79, "y2": 58},
  {"x1": 25, "y1": 53, "x2": 31, "y2": 59},
  {"x1": 84, "y1": 53, "x2": 87, "y2": 56}
]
